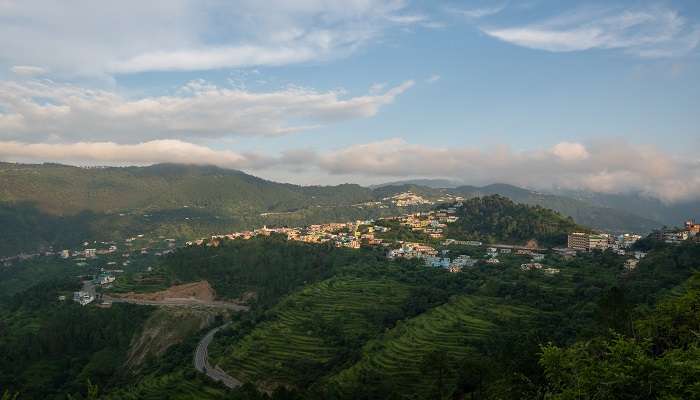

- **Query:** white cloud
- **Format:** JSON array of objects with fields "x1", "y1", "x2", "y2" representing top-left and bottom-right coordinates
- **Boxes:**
[
  {"x1": 481, "y1": 6, "x2": 700, "y2": 57},
  {"x1": 10, "y1": 65, "x2": 47, "y2": 77},
  {"x1": 449, "y1": 4, "x2": 506, "y2": 19},
  {"x1": 0, "y1": 0, "x2": 423, "y2": 76},
  {"x1": 1, "y1": 138, "x2": 698, "y2": 203},
  {"x1": 551, "y1": 142, "x2": 589, "y2": 161},
  {"x1": 0, "y1": 78, "x2": 413, "y2": 142},
  {"x1": 426, "y1": 74, "x2": 441, "y2": 83}
]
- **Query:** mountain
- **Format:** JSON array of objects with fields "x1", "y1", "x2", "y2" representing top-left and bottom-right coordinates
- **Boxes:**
[
  {"x1": 0, "y1": 163, "x2": 387, "y2": 256},
  {"x1": 370, "y1": 178, "x2": 462, "y2": 189},
  {"x1": 549, "y1": 189, "x2": 700, "y2": 227},
  {"x1": 0, "y1": 162, "x2": 662, "y2": 257}
]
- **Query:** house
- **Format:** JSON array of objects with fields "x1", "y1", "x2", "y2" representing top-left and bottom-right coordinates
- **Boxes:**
[
  {"x1": 485, "y1": 257, "x2": 500, "y2": 264},
  {"x1": 543, "y1": 268, "x2": 560, "y2": 275},
  {"x1": 499, "y1": 248, "x2": 511, "y2": 254},
  {"x1": 531, "y1": 254, "x2": 545, "y2": 262},
  {"x1": 624, "y1": 258, "x2": 639, "y2": 271},
  {"x1": 95, "y1": 273, "x2": 115, "y2": 285},
  {"x1": 84, "y1": 248, "x2": 97, "y2": 258},
  {"x1": 73, "y1": 291, "x2": 94, "y2": 306},
  {"x1": 520, "y1": 263, "x2": 543, "y2": 271}
]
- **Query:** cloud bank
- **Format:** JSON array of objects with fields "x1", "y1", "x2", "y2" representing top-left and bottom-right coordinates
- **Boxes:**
[
  {"x1": 0, "y1": 79, "x2": 413, "y2": 142},
  {"x1": 0, "y1": 0, "x2": 428, "y2": 77},
  {"x1": 1, "y1": 138, "x2": 698, "y2": 203}
]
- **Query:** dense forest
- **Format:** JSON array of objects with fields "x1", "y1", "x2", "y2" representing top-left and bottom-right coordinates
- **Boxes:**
[{"x1": 0, "y1": 280, "x2": 153, "y2": 399}]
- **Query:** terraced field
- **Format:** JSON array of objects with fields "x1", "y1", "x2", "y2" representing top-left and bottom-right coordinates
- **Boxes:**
[
  {"x1": 213, "y1": 276, "x2": 412, "y2": 389},
  {"x1": 327, "y1": 295, "x2": 537, "y2": 397},
  {"x1": 103, "y1": 370, "x2": 226, "y2": 400}
]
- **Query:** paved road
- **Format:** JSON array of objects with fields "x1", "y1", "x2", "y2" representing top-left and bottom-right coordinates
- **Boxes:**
[
  {"x1": 194, "y1": 323, "x2": 242, "y2": 389},
  {"x1": 102, "y1": 295, "x2": 249, "y2": 311}
]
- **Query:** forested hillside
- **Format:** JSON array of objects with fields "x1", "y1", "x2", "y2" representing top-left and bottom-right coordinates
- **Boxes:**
[
  {"x1": 449, "y1": 184, "x2": 662, "y2": 234},
  {"x1": 446, "y1": 195, "x2": 585, "y2": 247},
  {"x1": 0, "y1": 163, "x2": 396, "y2": 256}
]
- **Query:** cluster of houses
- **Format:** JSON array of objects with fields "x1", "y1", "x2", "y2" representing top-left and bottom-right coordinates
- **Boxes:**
[
  {"x1": 387, "y1": 207, "x2": 461, "y2": 239},
  {"x1": 424, "y1": 254, "x2": 478, "y2": 273},
  {"x1": 202, "y1": 221, "x2": 392, "y2": 250},
  {"x1": 520, "y1": 263, "x2": 560, "y2": 275},
  {"x1": 383, "y1": 192, "x2": 435, "y2": 207},
  {"x1": 566, "y1": 232, "x2": 643, "y2": 253},
  {"x1": 652, "y1": 220, "x2": 700, "y2": 244}
]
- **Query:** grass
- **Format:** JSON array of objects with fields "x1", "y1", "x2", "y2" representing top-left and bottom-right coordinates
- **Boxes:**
[
  {"x1": 108, "y1": 271, "x2": 171, "y2": 294},
  {"x1": 212, "y1": 276, "x2": 412, "y2": 390},
  {"x1": 326, "y1": 295, "x2": 536, "y2": 397}
]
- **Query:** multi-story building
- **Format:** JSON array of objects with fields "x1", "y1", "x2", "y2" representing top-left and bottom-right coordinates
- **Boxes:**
[{"x1": 567, "y1": 232, "x2": 609, "y2": 251}]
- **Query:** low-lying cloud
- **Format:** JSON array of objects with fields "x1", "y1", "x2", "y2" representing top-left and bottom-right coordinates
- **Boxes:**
[
  {"x1": 1, "y1": 138, "x2": 698, "y2": 203},
  {"x1": 0, "y1": 79, "x2": 413, "y2": 142}
]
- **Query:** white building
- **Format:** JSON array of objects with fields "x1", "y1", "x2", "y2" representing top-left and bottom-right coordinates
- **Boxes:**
[{"x1": 73, "y1": 291, "x2": 94, "y2": 306}]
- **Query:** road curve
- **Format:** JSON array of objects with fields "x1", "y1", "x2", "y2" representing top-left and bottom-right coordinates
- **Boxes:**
[{"x1": 194, "y1": 323, "x2": 242, "y2": 389}]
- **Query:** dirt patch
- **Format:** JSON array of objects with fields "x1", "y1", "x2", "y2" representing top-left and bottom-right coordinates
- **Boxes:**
[
  {"x1": 126, "y1": 308, "x2": 217, "y2": 369},
  {"x1": 113, "y1": 280, "x2": 216, "y2": 302}
]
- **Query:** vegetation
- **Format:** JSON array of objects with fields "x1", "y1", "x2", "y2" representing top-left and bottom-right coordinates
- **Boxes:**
[
  {"x1": 447, "y1": 195, "x2": 585, "y2": 247},
  {"x1": 0, "y1": 162, "x2": 408, "y2": 256},
  {"x1": 0, "y1": 185, "x2": 697, "y2": 399},
  {"x1": 540, "y1": 273, "x2": 700, "y2": 399},
  {"x1": 159, "y1": 235, "x2": 390, "y2": 306},
  {"x1": 213, "y1": 276, "x2": 413, "y2": 389},
  {"x1": 0, "y1": 280, "x2": 153, "y2": 399}
]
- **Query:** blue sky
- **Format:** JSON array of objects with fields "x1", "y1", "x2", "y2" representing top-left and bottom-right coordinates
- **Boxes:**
[{"x1": 0, "y1": 0, "x2": 699, "y2": 201}]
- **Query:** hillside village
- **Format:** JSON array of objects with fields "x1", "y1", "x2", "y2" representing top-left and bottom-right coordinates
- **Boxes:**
[{"x1": 3, "y1": 193, "x2": 699, "y2": 307}]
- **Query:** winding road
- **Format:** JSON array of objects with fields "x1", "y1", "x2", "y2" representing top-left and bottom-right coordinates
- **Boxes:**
[{"x1": 194, "y1": 323, "x2": 242, "y2": 389}]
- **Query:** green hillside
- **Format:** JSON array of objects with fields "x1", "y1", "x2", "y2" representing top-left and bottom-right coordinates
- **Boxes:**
[
  {"x1": 446, "y1": 195, "x2": 585, "y2": 247},
  {"x1": 327, "y1": 295, "x2": 536, "y2": 399},
  {"x1": 451, "y1": 184, "x2": 662, "y2": 234}
]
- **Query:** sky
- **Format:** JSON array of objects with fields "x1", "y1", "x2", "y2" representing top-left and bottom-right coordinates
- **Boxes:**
[{"x1": 0, "y1": 0, "x2": 699, "y2": 202}]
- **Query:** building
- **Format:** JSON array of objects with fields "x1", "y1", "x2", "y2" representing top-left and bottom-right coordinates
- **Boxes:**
[
  {"x1": 567, "y1": 232, "x2": 609, "y2": 251},
  {"x1": 618, "y1": 234, "x2": 642, "y2": 248},
  {"x1": 520, "y1": 263, "x2": 543, "y2": 271},
  {"x1": 531, "y1": 253, "x2": 545, "y2": 262},
  {"x1": 84, "y1": 248, "x2": 97, "y2": 258},
  {"x1": 73, "y1": 291, "x2": 94, "y2": 306},
  {"x1": 95, "y1": 273, "x2": 115, "y2": 285},
  {"x1": 60, "y1": 249, "x2": 70, "y2": 259},
  {"x1": 624, "y1": 258, "x2": 639, "y2": 271}
]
